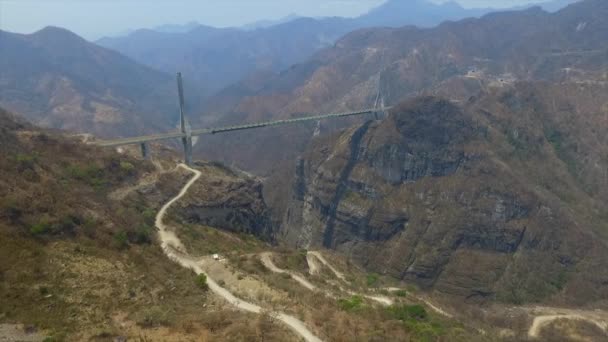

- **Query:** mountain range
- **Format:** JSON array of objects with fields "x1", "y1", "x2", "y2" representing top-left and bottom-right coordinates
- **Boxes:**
[
  {"x1": 193, "y1": 0, "x2": 607, "y2": 174},
  {"x1": 3, "y1": 0, "x2": 608, "y2": 339},
  {"x1": 97, "y1": 0, "x2": 579, "y2": 95},
  {"x1": 0, "y1": 27, "x2": 178, "y2": 138}
]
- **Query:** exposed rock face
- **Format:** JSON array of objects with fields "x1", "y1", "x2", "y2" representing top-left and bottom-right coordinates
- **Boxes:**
[
  {"x1": 173, "y1": 162, "x2": 274, "y2": 241},
  {"x1": 279, "y1": 92, "x2": 608, "y2": 306}
]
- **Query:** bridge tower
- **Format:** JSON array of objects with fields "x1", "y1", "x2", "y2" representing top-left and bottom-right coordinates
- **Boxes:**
[{"x1": 177, "y1": 72, "x2": 193, "y2": 165}]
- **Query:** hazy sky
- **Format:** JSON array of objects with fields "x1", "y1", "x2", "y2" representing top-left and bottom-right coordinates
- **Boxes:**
[{"x1": 0, "y1": 0, "x2": 546, "y2": 40}]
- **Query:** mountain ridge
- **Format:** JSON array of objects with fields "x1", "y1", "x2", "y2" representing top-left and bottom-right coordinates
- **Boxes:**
[
  {"x1": 0, "y1": 26, "x2": 177, "y2": 138},
  {"x1": 193, "y1": 0, "x2": 608, "y2": 174}
]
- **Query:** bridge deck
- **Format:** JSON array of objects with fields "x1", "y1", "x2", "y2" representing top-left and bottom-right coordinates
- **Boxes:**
[{"x1": 94, "y1": 107, "x2": 390, "y2": 147}]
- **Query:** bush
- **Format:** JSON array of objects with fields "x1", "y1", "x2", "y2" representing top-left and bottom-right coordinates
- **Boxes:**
[
  {"x1": 30, "y1": 220, "x2": 51, "y2": 235},
  {"x1": 82, "y1": 217, "x2": 97, "y2": 238},
  {"x1": 142, "y1": 208, "x2": 156, "y2": 225},
  {"x1": 388, "y1": 304, "x2": 428, "y2": 321},
  {"x1": 52, "y1": 215, "x2": 80, "y2": 235},
  {"x1": 15, "y1": 153, "x2": 37, "y2": 170},
  {"x1": 196, "y1": 273, "x2": 209, "y2": 290},
  {"x1": 1, "y1": 196, "x2": 22, "y2": 221},
  {"x1": 113, "y1": 231, "x2": 129, "y2": 250},
  {"x1": 394, "y1": 290, "x2": 408, "y2": 297},
  {"x1": 120, "y1": 161, "x2": 135, "y2": 172},
  {"x1": 132, "y1": 224, "x2": 154, "y2": 244},
  {"x1": 338, "y1": 295, "x2": 364, "y2": 311},
  {"x1": 366, "y1": 273, "x2": 379, "y2": 287},
  {"x1": 65, "y1": 163, "x2": 106, "y2": 188}
]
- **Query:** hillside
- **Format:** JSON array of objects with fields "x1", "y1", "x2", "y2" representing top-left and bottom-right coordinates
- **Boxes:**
[
  {"x1": 1, "y1": 106, "x2": 501, "y2": 341},
  {"x1": 0, "y1": 27, "x2": 176, "y2": 138},
  {"x1": 0, "y1": 108, "x2": 297, "y2": 340},
  {"x1": 277, "y1": 84, "x2": 608, "y2": 307},
  {"x1": 194, "y1": 0, "x2": 608, "y2": 174}
]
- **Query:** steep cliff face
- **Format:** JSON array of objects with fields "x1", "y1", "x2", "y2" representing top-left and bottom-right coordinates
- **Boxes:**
[
  {"x1": 279, "y1": 89, "x2": 608, "y2": 305},
  {"x1": 172, "y1": 162, "x2": 274, "y2": 241}
]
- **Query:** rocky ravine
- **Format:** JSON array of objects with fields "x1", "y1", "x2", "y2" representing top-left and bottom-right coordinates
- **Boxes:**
[
  {"x1": 171, "y1": 161, "x2": 275, "y2": 240},
  {"x1": 277, "y1": 91, "x2": 608, "y2": 306}
]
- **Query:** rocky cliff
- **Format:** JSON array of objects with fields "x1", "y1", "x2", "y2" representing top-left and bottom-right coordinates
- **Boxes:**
[
  {"x1": 171, "y1": 162, "x2": 274, "y2": 241},
  {"x1": 278, "y1": 87, "x2": 608, "y2": 306}
]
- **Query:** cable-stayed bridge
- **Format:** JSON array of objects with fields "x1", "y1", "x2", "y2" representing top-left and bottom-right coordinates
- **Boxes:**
[{"x1": 94, "y1": 73, "x2": 389, "y2": 165}]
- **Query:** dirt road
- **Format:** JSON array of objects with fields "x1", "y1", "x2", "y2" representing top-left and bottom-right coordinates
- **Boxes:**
[
  {"x1": 260, "y1": 252, "x2": 317, "y2": 290},
  {"x1": 156, "y1": 164, "x2": 322, "y2": 342},
  {"x1": 527, "y1": 307, "x2": 608, "y2": 339}
]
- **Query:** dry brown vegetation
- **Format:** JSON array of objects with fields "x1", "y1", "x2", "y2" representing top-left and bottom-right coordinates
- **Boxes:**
[
  {"x1": 228, "y1": 253, "x2": 488, "y2": 342},
  {"x1": 0, "y1": 108, "x2": 297, "y2": 341}
]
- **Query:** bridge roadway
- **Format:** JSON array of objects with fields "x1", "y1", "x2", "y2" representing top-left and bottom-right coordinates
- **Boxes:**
[{"x1": 94, "y1": 107, "x2": 390, "y2": 147}]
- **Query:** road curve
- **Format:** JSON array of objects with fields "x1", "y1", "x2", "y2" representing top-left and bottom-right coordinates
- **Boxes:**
[
  {"x1": 301, "y1": 251, "x2": 393, "y2": 306},
  {"x1": 528, "y1": 313, "x2": 608, "y2": 339},
  {"x1": 307, "y1": 251, "x2": 346, "y2": 282},
  {"x1": 155, "y1": 164, "x2": 323, "y2": 342},
  {"x1": 260, "y1": 252, "x2": 317, "y2": 291}
]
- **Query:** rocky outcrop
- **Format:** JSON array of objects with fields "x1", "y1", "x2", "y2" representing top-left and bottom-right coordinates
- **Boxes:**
[
  {"x1": 172, "y1": 161, "x2": 274, "y2": 241},
  {"x1": 278, "y1": 92, "x2": 608, "y2": 306}
]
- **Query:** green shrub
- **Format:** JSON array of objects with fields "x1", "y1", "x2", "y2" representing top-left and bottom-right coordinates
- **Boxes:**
[
  {"x1": 405, "y1": 321, "x2": 444, "y2": 342},
  {"x1": 132, "y1": 224, "x2": 154, "y2": 244},
  {"x1": 388, "y1": 304, "x2": 428, "y2": 322},
  {"x1": 120, "y1": 161, "x2": 135, "y2": 171},
  {"x1": 338, "y1": 295, "x2": 364, "y2": 311},
  {"x1": 65, "y1": 163, "x2": 106, "y2": 188},
  {"x1": 82, "y1": 217, "x2": 97, "y2": 238},
  {"x1": 394, "y1": 290, "x2": 408, "y2": 297},
  {"x1": 15, "y1": 153, "x2": 37, "y2": 170},
  {"x1": 30, "y1": 220, "x2": 51, "y2": 235},
  {"x1": 196, "y1": 273, "x2": 209, "y2": 290},
  {"x1": 0, "y1": 196, "x2": 22, "y2": 221},
  {"x1": 119, "y1": 161, "x2": 135, "y2": 175},
  {"x1": 366, "y1": 273, "x2": 379, "y2": 287},
  {"x1": 113, "y1": 231, "x2": 129, "y2": 250},
  {"x1": 142, "y1": 208, "x2": 156, "y2": 225},
  {"x1": 52, "y1": 215, "x2": 80, "y2": 235}
]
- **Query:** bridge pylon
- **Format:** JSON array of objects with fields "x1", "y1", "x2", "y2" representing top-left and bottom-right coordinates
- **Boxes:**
[{"x1": 177, "y1": 72, "x2": 193, "y2": 165}]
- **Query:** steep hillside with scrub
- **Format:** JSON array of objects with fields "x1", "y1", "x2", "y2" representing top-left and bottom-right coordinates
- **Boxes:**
[
  {"x1": 0, "y1": 108, "x2": 293, "y2": 341},
  {"x1": 279, "y1": 85, "x2": 608, "y2": 307}
]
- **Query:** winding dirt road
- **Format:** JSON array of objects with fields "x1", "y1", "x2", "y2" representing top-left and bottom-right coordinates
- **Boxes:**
[
  {"x1": 156, "y1": 164, "x2": 322, "y2": 342},
  {"x1": 260, "y1": 252, "x2": 317, "y2": 290},
  {"x1": 307, "y1": 251, "x2": 346, "y2": 281},
  {"x1": 261, "y1": 251, "x2": 393, "y2": 306},
  {"x1": 526, "y1": 307, "x2": 608, "y2": 339},
  {"x1": 155, "y1": 164, "x2": 608, "y2": 341}
]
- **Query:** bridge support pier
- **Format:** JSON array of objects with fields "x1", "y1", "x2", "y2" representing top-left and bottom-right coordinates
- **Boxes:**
[
  {"x1": 140, "y1": 142, "x2": 149, "y2": 159},
  {"x1": 182, "y1": 136, "x2": 193, "y2": 166}
]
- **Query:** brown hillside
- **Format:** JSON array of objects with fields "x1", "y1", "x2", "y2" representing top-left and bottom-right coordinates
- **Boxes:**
[
  {"x1": 278, "y1": 84, "x2": 608, "y2": 306},
  {"x1": 0, "y1": 108, "x2": 291, "y2": 340}
]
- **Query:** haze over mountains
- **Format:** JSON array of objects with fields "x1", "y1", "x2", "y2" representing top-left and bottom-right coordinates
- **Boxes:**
[
  {"x1": 193, "y1": 0, "x2": 606, "y2": 174},
  {"x1": 0, "y1": 0, "x2": 580, "y2": 139},
  {"x1": 0, "y1": 27, "x2": 176, "y2": 138},
  {"x1": 97, "y1": 0, "x2": 578, "y2": 95}
]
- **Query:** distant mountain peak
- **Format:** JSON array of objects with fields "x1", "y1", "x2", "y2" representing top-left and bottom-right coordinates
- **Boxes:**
[{"x1": 29, "y1": 25, "x2": 88, "y2": 44}]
